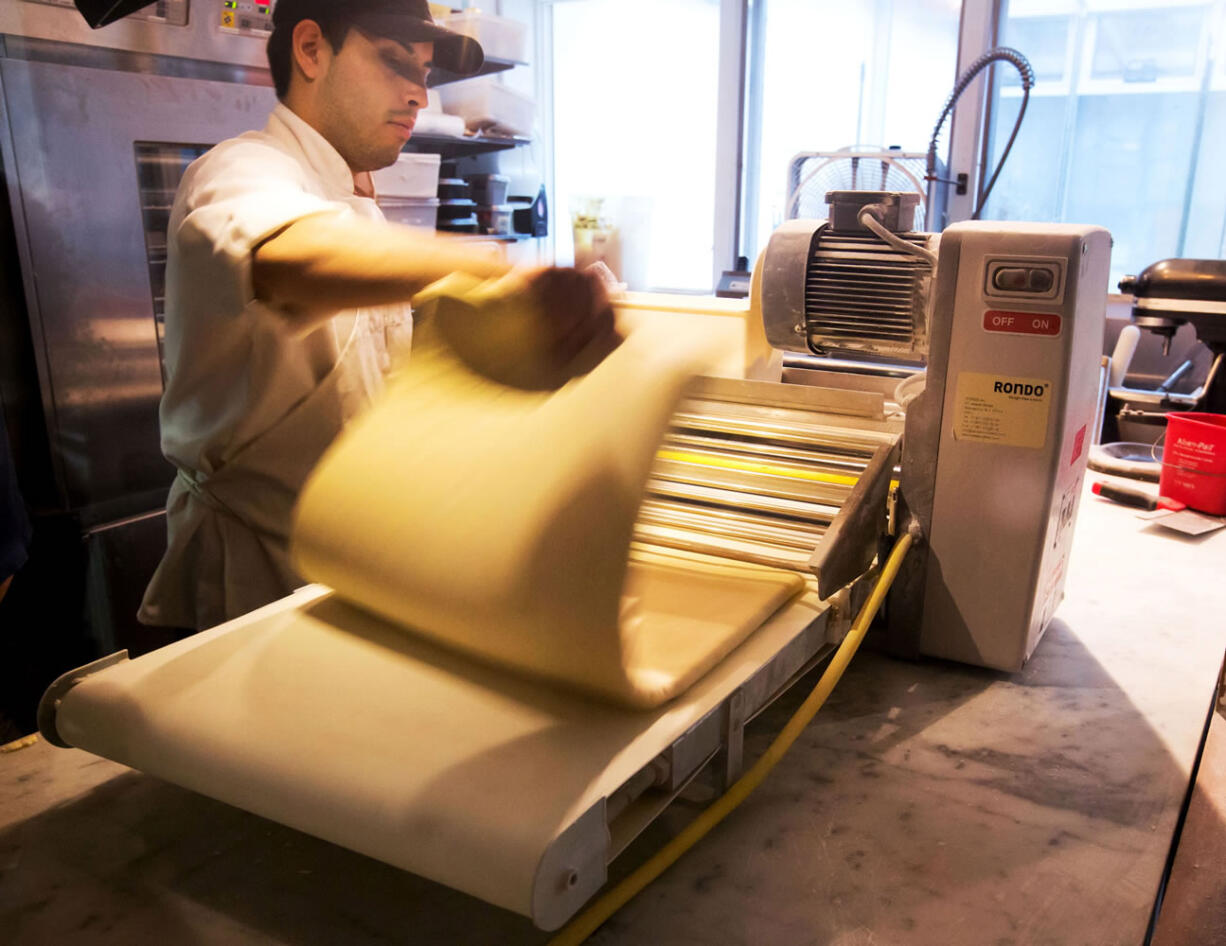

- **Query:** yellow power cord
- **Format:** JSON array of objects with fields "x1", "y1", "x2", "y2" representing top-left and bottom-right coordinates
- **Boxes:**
[
  {"x1": 0, "y1": 733, "x2": 39, "y2": 754},
  {"x1": 547, "y1": 530, "x2": 915, "y2": 946}
]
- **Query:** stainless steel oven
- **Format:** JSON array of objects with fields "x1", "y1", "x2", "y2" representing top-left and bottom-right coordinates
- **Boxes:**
[{"x1": 0, "y1": 1, "x2": 277, "y2": 709}]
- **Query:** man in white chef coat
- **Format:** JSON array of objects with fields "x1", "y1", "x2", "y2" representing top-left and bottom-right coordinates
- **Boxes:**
[{"x1": 139, "y1": 0, "x2": 616, "y2": 632}]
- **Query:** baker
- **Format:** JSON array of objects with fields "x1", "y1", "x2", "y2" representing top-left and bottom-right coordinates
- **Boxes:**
[{"x1": 139, "y1": 0, "x2": 617, "y2": 633}]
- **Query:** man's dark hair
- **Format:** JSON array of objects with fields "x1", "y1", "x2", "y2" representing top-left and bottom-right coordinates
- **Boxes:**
[{"x1": 266, "y1": 8, "x2": 353, "y2": 99}]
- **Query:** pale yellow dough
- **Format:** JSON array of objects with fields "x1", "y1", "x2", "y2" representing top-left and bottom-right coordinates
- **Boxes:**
[{"x1": 290, "y1": 274, "x2": 804, "y2": 708}]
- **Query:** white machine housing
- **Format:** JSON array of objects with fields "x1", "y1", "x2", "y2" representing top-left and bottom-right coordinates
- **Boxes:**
[
  {"x1": 907, "y1": 222, "x2": 1110, "y2": 669},
  {"x1": 760, "y1": 212, "x2": 1111, "y2": 670}
]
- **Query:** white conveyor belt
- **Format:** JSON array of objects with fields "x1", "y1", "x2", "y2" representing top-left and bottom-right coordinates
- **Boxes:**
[{"x1": 40, "y1": 581, "x2": 842, "y2": 930}]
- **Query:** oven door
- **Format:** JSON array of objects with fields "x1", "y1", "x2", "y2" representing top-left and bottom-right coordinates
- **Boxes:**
[
  {"x1": 0, "y1": 55, "x2": 276, "y2": 520},
  {"x1": 0, "y1": 54, "x2": 275, "y2": 656}
]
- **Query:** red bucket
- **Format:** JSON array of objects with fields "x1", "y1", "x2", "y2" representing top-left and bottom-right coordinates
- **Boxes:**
[{"x1": 1159, "y1": 413, "x2": 1226, "y2": 515}]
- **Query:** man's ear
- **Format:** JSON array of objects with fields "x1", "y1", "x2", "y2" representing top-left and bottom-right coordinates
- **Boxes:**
[{"x1": 291, "y1": 19, "x2": 331, "y2": 83}]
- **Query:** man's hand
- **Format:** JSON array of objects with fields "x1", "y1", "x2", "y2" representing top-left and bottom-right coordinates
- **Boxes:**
[
  {"x1": 521, "y1": 267, "x2": 623, "y2": 380},
  {"x1": 416, "y1": 265, "x2": 625, "y2": 391}
]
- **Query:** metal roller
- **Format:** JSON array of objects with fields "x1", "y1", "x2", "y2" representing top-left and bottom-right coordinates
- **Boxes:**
[
  {"x1": 669, "y1": 408, "x2": 895, "y2": 454},
  {"x1": 636, "y1": 389, "x2": 894, "y2": 576},
  {"x1": 661, "y1": 431, "x2": 872, "y2": 475},
  {"x1": 635, "y1": 501, "x2": 825, "y2": 549},
  {"x1": 644, "y1": 479, "x2": 842, "y2": 524}
]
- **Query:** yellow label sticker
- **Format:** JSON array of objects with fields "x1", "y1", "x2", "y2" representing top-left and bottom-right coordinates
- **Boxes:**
[
  {"x1": 953, "y1": 371, "x2": 1053, "y2": 448},
  {"x1": 221, "y1": 10, "x2": 235, "y2": 27}
]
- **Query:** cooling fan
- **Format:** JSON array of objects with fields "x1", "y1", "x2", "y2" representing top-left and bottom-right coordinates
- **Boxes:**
[{"x1": 786, "y1": 148, "x2": 942, "y2": 231}]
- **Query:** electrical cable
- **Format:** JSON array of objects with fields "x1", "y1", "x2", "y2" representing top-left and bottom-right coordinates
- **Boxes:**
[
  {"x1": 546, "y1": 530, "x2": 916, "y2": 946},
  {"x1": 926, "y1": 47, "x2": 1035, "y2": 220},
  {"x1": 976, "y1": 86, "x2": 1030, "y2": 217},
  {"x1": 858, "y1": 208, "x2": 939, "y2": 267},
  {"x1": 893, "y1": 370, "x2": 928, "y2": 409}
]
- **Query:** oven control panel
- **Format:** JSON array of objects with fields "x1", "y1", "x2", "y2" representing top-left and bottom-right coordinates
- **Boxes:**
[
  {"x1": 219, "y1": 0, "x2": 274, "y2": 36},
  {"x1": 22, "y1": 0, "x2": 190, "y2": 27}
]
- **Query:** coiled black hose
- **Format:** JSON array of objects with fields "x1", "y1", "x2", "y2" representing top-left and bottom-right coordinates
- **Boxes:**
[{"x1": 927, "y1": 47, "x2": 1035, "y2": 219}]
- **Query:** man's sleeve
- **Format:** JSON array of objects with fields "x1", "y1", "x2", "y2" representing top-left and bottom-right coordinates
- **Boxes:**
[
  {"x1": 173, "y1": 140, "x2": 351, "y2": 316},
  {"x1": 0, "y1": 416, "x2": 31, "y2": 582}
]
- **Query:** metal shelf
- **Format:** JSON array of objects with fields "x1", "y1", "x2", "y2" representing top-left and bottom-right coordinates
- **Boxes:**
[
  {"x1": 404, "y1": 132, "x2": 531, "y2": 159},
  {"x1": 427, "y1": 56, "x2": 525, "y2": 88},
  {"x1": 411, "y1": 52, "x2": 533, "y2": 158},
  {"x1": 434, "y1": 230, "x2": 536, "y2": 242}
]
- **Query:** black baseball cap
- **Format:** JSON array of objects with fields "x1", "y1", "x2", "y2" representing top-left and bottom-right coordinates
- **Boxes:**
[{"x1": 272, "y1": 0, "x2": 484, "y2": 77}]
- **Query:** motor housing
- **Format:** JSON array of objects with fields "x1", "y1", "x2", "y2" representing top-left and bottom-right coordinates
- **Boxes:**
[{"x1": 758, "y1": 191, "x2": 938, "y2": 364}]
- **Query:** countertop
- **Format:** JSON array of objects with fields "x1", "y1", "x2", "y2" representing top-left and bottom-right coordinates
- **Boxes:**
[{"x1": 3, "y1": 478, "x2": 1224, "y2": 945}]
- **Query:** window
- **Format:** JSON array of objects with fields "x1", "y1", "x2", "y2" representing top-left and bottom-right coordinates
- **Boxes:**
[
  {"x1": 543, "y1": 0, "x2": 1222, "y2": 294},
  {"x1": 981, "y1": 0, "x2": 1226, "y2": 288},
  {"x1": 742, "y1": 0, "x2": 962, "y2": 260},
  {"x1": 550, "y1": 0, "x2": 722, "y2": 291}
]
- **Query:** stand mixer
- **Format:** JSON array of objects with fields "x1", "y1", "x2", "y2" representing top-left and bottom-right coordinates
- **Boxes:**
[{"x1": 1116, "y1": 258, "x2": 1226, "y2": 417}]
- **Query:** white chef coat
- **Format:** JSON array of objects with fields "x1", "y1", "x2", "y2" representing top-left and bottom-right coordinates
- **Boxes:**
[{"x1": 139, "y1": 103, "x2": 413, "y2": 630}]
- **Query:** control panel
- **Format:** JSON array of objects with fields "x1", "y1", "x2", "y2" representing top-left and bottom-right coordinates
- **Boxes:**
[
  {"x1": 219, "y1": 0, "x2": 274, "y2": 36},
  {"x1": 22, "y1": 0, "x2": 190, "y2": 27}
]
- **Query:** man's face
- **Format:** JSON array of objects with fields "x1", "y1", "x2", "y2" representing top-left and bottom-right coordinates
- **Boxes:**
[{"x1": 315, "y1": 29, "x2": 433, "y2": 173}]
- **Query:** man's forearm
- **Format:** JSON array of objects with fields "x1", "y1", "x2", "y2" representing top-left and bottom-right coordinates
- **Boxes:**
[{"x1": 252, "y1": 214, "x2": 512, "y2": 327}]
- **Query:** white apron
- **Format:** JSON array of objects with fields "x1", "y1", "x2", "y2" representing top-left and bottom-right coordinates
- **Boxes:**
[{"x1": 139, "y1": 319, "x2": 373, "y2": 630}]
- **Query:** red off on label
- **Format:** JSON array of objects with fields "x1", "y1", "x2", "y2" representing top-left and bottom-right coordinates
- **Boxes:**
[{"x1": 983, "y1": 310, "x2": 1062, "y2": 336}]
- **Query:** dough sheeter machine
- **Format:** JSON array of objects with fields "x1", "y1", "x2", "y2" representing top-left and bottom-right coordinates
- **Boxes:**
[{"x1": 38, "y1": 192, "x2": 1112, "y2": 930}]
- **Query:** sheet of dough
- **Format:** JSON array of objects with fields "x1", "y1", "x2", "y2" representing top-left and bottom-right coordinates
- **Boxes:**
[{"x1": 291, "y1": 276, "x2": 805, "y2": 708}]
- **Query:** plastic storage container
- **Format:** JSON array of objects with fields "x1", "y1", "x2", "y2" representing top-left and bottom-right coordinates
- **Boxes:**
[
  {"x1": 441, "y1": 10, "x2": 528, "y2": 62},
  {"x1": 413, "y1": 109, "x2": 466, "y2": 138},
  {"x1": 1159, "y1": 412, "x2": 1226, "y2": 514},
  {"x1": 476, "y1": 204, "x2": 514, "y2": 236},
  {"x1": 437, "y1": 178, "x2": 471, "y2": 200},
  {"x1": 377, "y1": 197, "x2": 441, "y2": 229},
  {"x1": 370, "y1": 152, "x2": 440, "y2": 199},
  {"x1": 467, "y1": 173, "x2": 509, "y2": 205},
  {"x1": 437, "y1": 197, "x2": 478, "y2": 232},
  {"x1": 438, "y1": 78, "x2": 535, "y2": 137}
]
